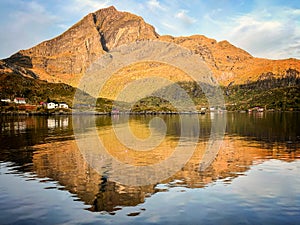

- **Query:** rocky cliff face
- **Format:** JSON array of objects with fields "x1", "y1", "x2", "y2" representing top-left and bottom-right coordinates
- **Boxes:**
[
  {"x1": 91, "y1": 6, "x2": 158, "y2": 50},
  {"x1": 159, "y1": 35, "x2": 300, "y2": 85},
  {"x1": 5, "y1": 6, "x2": 158, "y2": 86},
  {"x1": 2, "y1": 6, "x2": 300, "y2": 88}
]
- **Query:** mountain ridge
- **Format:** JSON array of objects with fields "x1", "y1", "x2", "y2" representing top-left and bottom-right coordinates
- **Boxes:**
[
  {"x1": 4, "y1": 6, "x2": 300, "y2": 85},
  {"x1": 1, "y1": 6, "x2": 300, "y2": 107}
]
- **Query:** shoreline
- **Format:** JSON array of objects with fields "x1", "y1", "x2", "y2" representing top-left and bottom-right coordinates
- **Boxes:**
[{"x1": 0, "y1": 109, "x2": 298, "y2": 116}]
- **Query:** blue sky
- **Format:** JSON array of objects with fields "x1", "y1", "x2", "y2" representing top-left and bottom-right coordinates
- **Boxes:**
[{"x1": 0, "y1": 0, "x2": 299, "y2": 59}]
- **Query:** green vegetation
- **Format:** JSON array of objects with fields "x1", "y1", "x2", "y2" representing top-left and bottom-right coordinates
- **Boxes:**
[
  {"x1": 0, "y1": 72, "x2": 77, "y2": 106},
  {"x1": 142, "y1": 69, "x2": 300, "y2": 112},
  {"x1": 1, "y1": 69, "x2": 300, "y2": 112},
  {"x1": 224, "y1": 69, "x2": 300, "y2": 111},
  {"x1": 131, "y1": 96, "x2": 177, "y2": 112}
]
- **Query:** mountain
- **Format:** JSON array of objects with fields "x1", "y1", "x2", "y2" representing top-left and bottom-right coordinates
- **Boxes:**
[
  {"x1": 1, "y1": 6, "x2": 300, "y2": 110},
  {"x1": 3, "y1": 6, "x2": 158, "y2": 87}
]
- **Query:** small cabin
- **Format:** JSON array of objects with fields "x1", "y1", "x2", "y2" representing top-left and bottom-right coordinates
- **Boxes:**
[
  {"x1": 46, "y1": 102, "x2": 68, "y2": 109},
  {"x1": 47, "y1": 102, "x2": 58, "y2": 109},
  {"x1": 1, "y1": 99, "x2": 11, "y2": 103},
  {"x1": 58, "y1": 103, "x2": 69, "y2": 109},
  {"x1": 14, "y1": 98, "x2": 26, "y2": 104}
]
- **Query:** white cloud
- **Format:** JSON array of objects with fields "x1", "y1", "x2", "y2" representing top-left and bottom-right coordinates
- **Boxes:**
[
  {"x1": 57, "y1": 23, "x2": 70, "y2": 30},
  {"x1": 160, "y1": 22, "x2": 177, "y2": 32},
  {"x1": 203, "y1": 8, "x2": 223, "y2": 25},
  {"x1": 146, "y1": 0, "x2": 165, "y2": 11},
  {"x1": 175, "y1": 10, "x2": 196, "y2": 25},
  {"x1": 226, "y1": 11, "x2": 300, "y2": 59},
  {"x1": 283, "y1": 8, "x2": 300, "y2": 16}
]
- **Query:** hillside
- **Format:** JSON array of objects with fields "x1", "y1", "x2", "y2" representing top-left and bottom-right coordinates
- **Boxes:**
[{"x1": 0, "y1": 60, "x2": 76, "y2": 106}]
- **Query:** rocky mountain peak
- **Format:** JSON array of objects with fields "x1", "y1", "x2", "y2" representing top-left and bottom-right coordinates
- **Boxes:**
[
  {"x1": 2, "y1": 6, "x2": 300, "y2": 88},
  {"x1": 5, "y1": 6, "x2": 159, "y2": 86},
  {"x1": 91, "y1": 6, "x2": 159, "y2": 50}
]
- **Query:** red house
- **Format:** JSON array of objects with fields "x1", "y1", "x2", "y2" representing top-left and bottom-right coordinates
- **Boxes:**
[{"x1": 14, "y1": 98, "x2": 26, "y2": 104}]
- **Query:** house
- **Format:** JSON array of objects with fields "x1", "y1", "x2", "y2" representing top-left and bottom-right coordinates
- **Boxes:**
[
  {"x1": 200, "y1": 107, "x2": 206, "y2": 114},
  {"x1": 46, "y1": 102, "x2": 69, "y2": 109},
  {"x1": 14, "y1": 98, "x2": 26, "y2": 104},
  {"x1": 47, "y1": 102, "x2": 58, "y2": 109},
  {"x1": 58, "y1": 103, "x2": 69, "y2": 109},
  {"x1": 1, "y1": 99, "x2": 11, "y2": 103},
  {"x1": 248, "y1": 107, "x2": 264, "y2": 112}
]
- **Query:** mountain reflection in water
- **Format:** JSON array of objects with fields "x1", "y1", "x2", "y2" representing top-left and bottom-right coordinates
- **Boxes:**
[{"x1": 0, "y1": 112, "x2": 299, "y2": 219}]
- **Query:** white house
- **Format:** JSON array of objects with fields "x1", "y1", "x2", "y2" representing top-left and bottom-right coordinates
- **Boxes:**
[
  {"x1": 14, "y1": 98, "x2": 26, "y2": 104},
  {"x1": 1, "y1": 99, "x2": 11, "y2": 103},
  {"x1": 46, "y1": 102, "x2": 68, "y2": 109},
  {"x1": 47, "y1": 102, "x2": 58, "y2": 109},
  {"x1": 58, "y1": 103, "x2": 69, "y2": 109}
]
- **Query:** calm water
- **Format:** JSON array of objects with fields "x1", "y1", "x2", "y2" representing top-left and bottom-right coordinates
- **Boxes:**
[{"x1": 0, "y1": 112, "x2": 299, "y2": 224}]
